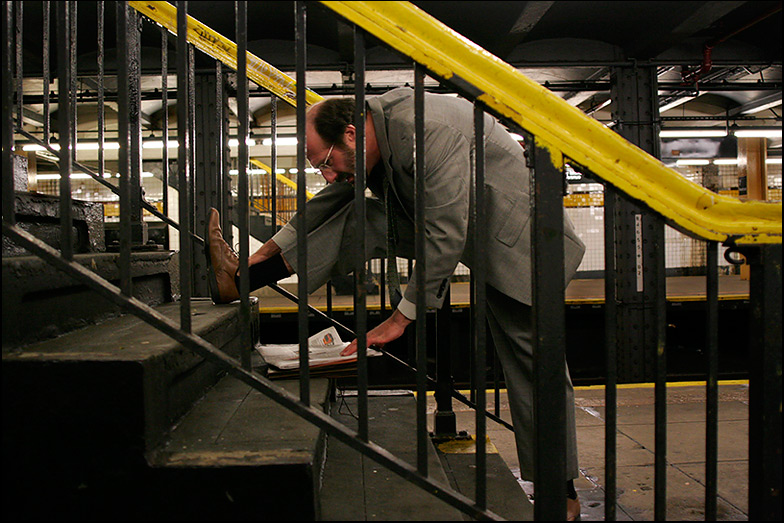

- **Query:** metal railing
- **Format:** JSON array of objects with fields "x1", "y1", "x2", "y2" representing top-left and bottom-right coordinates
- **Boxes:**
[{"x1": 3, "y1": 1, "x2": 781, "y2": 521}]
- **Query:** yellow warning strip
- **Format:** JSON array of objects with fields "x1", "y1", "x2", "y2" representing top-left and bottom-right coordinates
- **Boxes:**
[
  {"x1": 321, "y1": 1, "x2": 781, "y2": 245},
  {"x1": 128, "y1": 1, "x2": 323, "y2": 107},
  {"x1": 415, "y1": 379, "x2": 748, "y2": 396},
  {"x1": 250, "y1": 158, "x2": 315, "y2": 200}
]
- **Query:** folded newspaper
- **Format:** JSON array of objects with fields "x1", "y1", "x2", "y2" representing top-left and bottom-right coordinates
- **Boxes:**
[{"x1": 256, "y1": 326, "x2": 381, "y2": 370}]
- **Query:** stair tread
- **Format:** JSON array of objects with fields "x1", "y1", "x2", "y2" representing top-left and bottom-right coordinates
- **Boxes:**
[
  {"x1": 151, "y1": 374, "x2": 331, "y2": 467},
  {"x1": 3, "y1": 298, "x2": 236, "y2": 361}
]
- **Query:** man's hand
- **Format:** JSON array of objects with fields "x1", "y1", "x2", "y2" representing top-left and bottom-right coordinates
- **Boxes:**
[{"x1": 341, "y1": 309, "x2": 413, "y2": 356}]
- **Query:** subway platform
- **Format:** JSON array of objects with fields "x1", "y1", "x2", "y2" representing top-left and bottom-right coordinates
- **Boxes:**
[{"x1": 427, "y1": 381, "x2": 750, "y2": 521}]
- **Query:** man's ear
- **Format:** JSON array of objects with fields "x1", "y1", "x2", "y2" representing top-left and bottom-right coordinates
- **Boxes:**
[{"x1": 344, "y1": 124, "x2": 356, "y2": 147}]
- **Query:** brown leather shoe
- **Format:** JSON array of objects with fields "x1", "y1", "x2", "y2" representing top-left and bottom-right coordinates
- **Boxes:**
[
  {"x1": 567, "y1": 496, "x2": 581, "y2": 521},
  {"x1": 205, "y1": 208, "x2": 240, "y2": 304}
]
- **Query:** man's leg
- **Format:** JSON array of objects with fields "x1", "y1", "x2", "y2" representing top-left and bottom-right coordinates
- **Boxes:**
[
  {"x1": 205, "y1": 186, "x2": 388, "y2": 303},
  {"x1": 485, "y1": 284, "x2": 581, "y2": 520}
]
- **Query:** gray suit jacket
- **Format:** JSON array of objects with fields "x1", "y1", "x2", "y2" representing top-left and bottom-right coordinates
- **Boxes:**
[{"x1": 367, "y1": 87, "x2": 585, "y2": 310}]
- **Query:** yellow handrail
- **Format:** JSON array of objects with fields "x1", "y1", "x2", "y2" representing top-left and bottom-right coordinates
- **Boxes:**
[
  {"x1": 128, "y1": 1, "x2": 324, "y2": 107},
  {"x1": 321, "y1": 1, "x2": 781, "y2": 245}
]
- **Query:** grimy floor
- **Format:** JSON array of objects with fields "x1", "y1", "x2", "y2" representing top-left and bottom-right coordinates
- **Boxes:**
[{"x1": 425, "y1": 381, "x2": 750, "y2": 521}]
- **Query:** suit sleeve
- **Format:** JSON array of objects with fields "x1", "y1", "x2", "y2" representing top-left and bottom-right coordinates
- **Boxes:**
[{"x1": 398, "y1": 123, "x2": 471, "y2": 313}]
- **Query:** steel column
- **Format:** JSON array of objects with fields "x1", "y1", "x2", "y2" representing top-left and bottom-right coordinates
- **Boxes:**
[
  {"x1": 434, "y1": 284, "x2": 456, "y2": 436},
  {"x1": 610, "y1": 64, "x2": 667, "y2": 519},
  {"x1": 42, "y1": 1, "x2": 50, "y2": 142},
  {"x1": 161, "y1": 24, "x2": 169, "y2": 245},
  {"x1": 705, "y1": 241, "x2": 719, "y2": 521}
]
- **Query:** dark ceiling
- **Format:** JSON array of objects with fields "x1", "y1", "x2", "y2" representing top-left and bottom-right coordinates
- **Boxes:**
[{"x1": 15, "y1": 1, "x2": 783, "y2": 127}]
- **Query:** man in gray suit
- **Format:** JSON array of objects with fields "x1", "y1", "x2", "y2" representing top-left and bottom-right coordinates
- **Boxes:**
[{"x1": 206, "y1": 87, "x2": 585, "y2": 519}]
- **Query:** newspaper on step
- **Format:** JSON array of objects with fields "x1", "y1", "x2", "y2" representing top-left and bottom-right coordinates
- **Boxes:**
[{"x1": 256, "y1": 326, "x2": 381, "y2": 370}]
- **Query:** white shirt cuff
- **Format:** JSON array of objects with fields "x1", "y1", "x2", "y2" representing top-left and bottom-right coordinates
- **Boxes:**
[{"x1": 397, "y1": 297, "x2": 417, "y2": 320}]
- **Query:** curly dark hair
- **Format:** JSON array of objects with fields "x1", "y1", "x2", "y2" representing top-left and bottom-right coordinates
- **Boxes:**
[{"x1": 312, "y1": 98, "x2": 356, "y2": 146}]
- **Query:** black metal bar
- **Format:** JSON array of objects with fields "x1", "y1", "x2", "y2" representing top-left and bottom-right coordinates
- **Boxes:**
[
  {"x1": 161, "y1": 23, "x2": 169, "y2": 229},
  {"x1": 236, "y1": 0, "x2": 251, "y2": 370},
  {"x1": 42, "y1": 1, "x2": 50, "y2": 142},
  {"x1": 604, "y1": 183, "x2": 618, "y2": 521},
  {"x1": 176, "y1": 0, "x2": 192, "y2": 332},
  {"x1": 705, "y1": 240, "x2": 719, "y2": 521},
  {"x1": 97, "y1": 1, "x2": 105, "y2": 183},
  {"x1": 56, "y1": 1, "x2": 73, "y2": 260},
  {"x1": 14, "y1": 0, "x2": 21, "y2": 130},
  {"x1": 414, "y1": 63, "x2": 428, "y2": 476},
  {"x1": 531, "y1": 138, "x2": 567, "y2": 521},
  {"x1": 69, "y1": 1, "x2": 76, "y2": 164},
  {"x1": 473, "y1": 101, "x2": 487, "y2": 510},
  {"x1": 270, "y1": 95, "x2": 277, "y2": 233},
  {"x1": 653, "y1": 214, "x2": 667, "y2": 522},
  {"x1": 746, "y1": 244, "x2": 782, "y2": 521},
  {"x1": 116, "y1": 1, "x2": 132, "y2": 294},
  {"x1": 2, "y1": 1, "x2": 13, "y2": 225},
  {"x1": 2, "y1": 221, "x2": 502, "y2": 522},
  {"x1": 354, "y1": 25, "x2": 368, "y2": 442},
  {"x1": 295, "y1": 0, "x2": 309, "y2": 405}
]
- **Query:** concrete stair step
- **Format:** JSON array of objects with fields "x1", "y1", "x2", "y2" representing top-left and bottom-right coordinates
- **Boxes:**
[
  {"x1": 144, "y1": 374, "x2": 332, "y2": 520},
  {"x1": 2, "y1": 251, "x2": 174, "y2": 349},
  {"x1": 2, "y1": 298, "x2": 257, "y2": 520}
]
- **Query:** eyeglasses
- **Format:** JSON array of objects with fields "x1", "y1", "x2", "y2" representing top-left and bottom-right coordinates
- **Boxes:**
[{"x1": 316, "y1": 143, "x2": 335, "y2": 172}]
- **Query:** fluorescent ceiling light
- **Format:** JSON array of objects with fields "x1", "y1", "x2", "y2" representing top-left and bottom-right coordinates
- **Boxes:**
[
  {"x1": 734, "y1": 129, "x2": 782, "y2": 138},
  {"x1": 261, "y1": 137, "x2": 298, "y2": 146},
  {"x1": 142, "y1": 140, "x2": 179, "y2": 149},
  {"x1": 23, "y1": 142, "x2": 122, "y2": 151},
  {"x1": 660, "y1": 130, "x2": 727, "y2": 138},
  {"x1": 767, "y1": 158, "x2": 782, "y2": 164},
  {"x1": 675, "y1": 159, "x2": 710, "y2": 166},
  {"x1": 229, "y1": 168, "x2": 268, "y2": 175},
  {"x1": 713, "y1": 158, "x2": 738, "y2": 165}
]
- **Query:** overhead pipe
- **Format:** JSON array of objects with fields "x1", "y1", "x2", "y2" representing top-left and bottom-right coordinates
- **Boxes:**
[{"x1": 682, "y1": 3, "x2": 782, "y2": 87}]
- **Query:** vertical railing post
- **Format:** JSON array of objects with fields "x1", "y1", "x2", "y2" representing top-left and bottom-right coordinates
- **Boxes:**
[
  {"x1": 56, "y1": 1, "x2": 73, "y2": 261},
  {"x1": 97, "y1": 2, "x2": 105, "y2": 185},
  {"x1": 2, "y1": 1, "x2": 14, "y2": 225},
  {"x1": 14, "y1": 0, "x2": 21, "y2": 131},
  {"x1": 42, "y1": 1, "x2": 51, "y2": 144},
  {"x1": 176, "y1": 0, "x2": 192, "y2": 332},
  {"x1": 354, "y1": 25, "x2": 369, "y2": 442},
  {"x1": 270, "y1": 95, "x2": 277, "y2": 236},
  {"x1": 161, "y1": 23, "x2": 169, "y2": 243},
  {"x1": 604, "y1": 183, "x2": 618, "y2": 521},
  {"x1": 295, "y1": 0, "x2": 309, "y2": 405},
  {"x1": 434, "y1": 284, "x2": 456, "y2": 436},
  {"x1": 531, "y1": 137, "x2": 567, "y2": 521},
  {"x1": 472, "y1": 102, "x2": 487, "y2": 510},
  {"x1": 236, "y1": 0, "x2": 251, "y2": 370},
  {"x1": 705, "y1": 240, "x2": 719, "y2": 520},
  {"x1": 413, "y1": 63, "x2": 428, "y2": 476},
  {"x1": 745, "y1": 244, "x2": 782, "y2": 521},
  {"x1": 126, "y1": 5, "x2": 145, "y2": 246}
]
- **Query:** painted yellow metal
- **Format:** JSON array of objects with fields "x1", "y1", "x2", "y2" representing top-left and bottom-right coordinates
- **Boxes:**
[
  {"x1": 128, "y1": 1, "x2": 323, "y2": 107},
  {"x1": 321, "y1": 1, "x2": 781, "y2": 244},
  {"x1": 250, "y1": 158, "x2": 315, "y2": 200}
]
